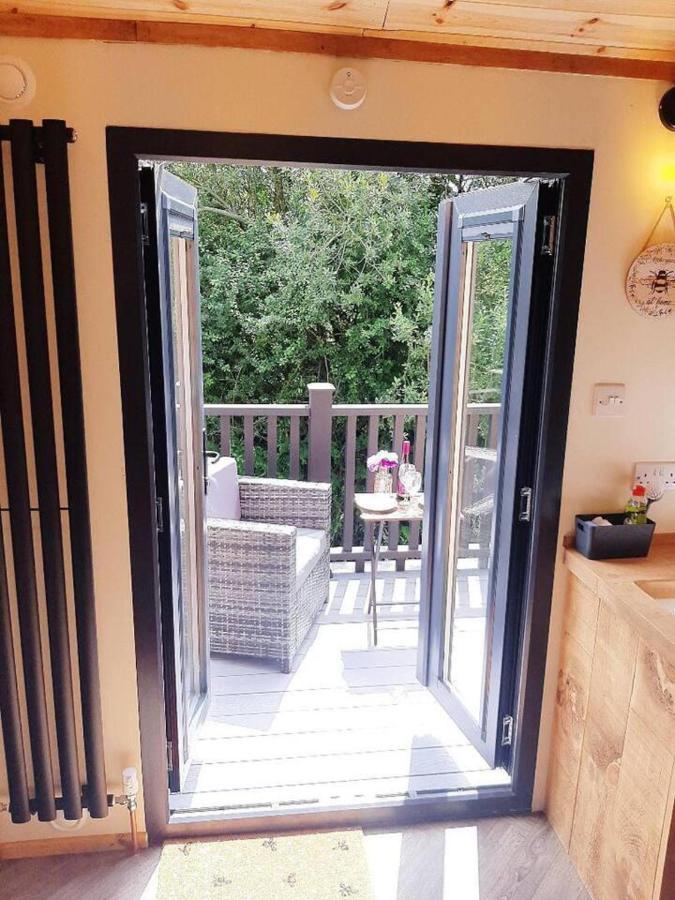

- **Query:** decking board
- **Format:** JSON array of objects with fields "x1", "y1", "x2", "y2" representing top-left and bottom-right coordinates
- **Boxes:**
[{"x1": 174, "y1": 567, "x2": 497, "y2": 815}]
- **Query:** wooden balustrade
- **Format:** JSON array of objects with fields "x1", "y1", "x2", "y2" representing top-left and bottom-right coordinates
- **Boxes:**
[
  {"x1": 205, "y1": 402, "x2": 309, "y2": 479},
  {"x1": 204, "y1": 386, "x2": 500, "y2": 570}
]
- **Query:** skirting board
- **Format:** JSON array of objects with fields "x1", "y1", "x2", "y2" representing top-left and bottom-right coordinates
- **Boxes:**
[{"x1": 0, "y1": 831, "x2": 149, "y2": 859}]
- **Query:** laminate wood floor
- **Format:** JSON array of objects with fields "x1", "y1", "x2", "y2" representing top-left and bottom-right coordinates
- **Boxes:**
[
  {"x1": 1, "y1": 815, "x2": 589, "y2": 899},
  {"x1": 174, "y1": 565, "x2": 502, "y2": 815}
]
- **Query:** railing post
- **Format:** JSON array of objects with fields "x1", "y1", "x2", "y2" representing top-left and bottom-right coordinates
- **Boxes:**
[{"x1": 308, "y1": 382, "x2": 334, "y2": 483}]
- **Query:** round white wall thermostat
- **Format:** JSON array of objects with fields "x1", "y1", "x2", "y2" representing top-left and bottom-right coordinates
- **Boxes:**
[
  {"x1": 0, "y1": 57, "x2": 36, "y2": 107},
  {"x1": 330, "y1": 67, "x2": 366, "y2": 110}
]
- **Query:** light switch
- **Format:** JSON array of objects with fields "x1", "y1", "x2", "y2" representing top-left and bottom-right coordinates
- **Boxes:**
[{"x1": 592, "y1": 383, "x2": 625, "y2": 417}]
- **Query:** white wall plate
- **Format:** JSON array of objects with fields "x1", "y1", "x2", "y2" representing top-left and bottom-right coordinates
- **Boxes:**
[
  {"x1": 330, "y1": 68, "x2": 366, "y2": 110},
  {"x1": 0, "y1": 57, "x2": 36, "y2": 108},
  {"x1": 634, "y1": 462, "x2": 675, "y2": 491},
  {"x1": 592, "y1": 383, "x2": 625, "y2": 417}
]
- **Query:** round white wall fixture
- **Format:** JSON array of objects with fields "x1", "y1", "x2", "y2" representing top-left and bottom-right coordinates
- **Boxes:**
[
  {"x1": 0, "y1": 57, "x2": 36, "y2": 108},
  {"x1": 330, "y1": 67, "x2": 366, "y2": 111}
]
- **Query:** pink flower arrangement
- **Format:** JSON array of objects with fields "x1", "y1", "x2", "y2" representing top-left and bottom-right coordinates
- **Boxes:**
[{"x1": 367, "y1": 450, "x2": 399, "y2": 472}]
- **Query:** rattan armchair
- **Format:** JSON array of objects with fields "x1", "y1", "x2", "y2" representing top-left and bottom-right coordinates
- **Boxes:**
[{"x1": 207, "y1": 477, "x2": 331, "y2": 673}]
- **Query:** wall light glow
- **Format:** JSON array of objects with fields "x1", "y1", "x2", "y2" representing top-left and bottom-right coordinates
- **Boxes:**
[{"x1": 661, "y1": 161, "x2": 675, "y2": 185}]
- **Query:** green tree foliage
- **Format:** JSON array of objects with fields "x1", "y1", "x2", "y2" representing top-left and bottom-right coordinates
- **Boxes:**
[
  {"x1": 168, "y1": 163, "x2": 512, "y2": 543},
  {"x1": 171, "y1": 164, "x2": 467, "y2": 406},
  {"x1": 470, "y1": 240, "x2": 512, "y2": 402}
]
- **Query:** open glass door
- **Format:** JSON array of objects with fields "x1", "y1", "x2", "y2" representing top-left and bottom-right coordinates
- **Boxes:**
[
  {"x1": 420, "y1": 180, "x2": 559, "y2": 768},
  {"x1": 140, "y1": 167, "x2": 209, "y2": 792}
]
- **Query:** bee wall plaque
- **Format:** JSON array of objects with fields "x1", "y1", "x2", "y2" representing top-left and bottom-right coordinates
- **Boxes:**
[{"x1": 625, "y1": 242, "x2": 675, "y2": 318}]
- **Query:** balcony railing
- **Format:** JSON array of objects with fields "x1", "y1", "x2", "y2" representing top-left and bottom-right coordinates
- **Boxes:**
[{"x1": 205, "y1": 383, "x2": 500, "y2": 570}]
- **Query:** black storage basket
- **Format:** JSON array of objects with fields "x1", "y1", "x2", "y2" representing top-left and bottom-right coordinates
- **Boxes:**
[{"x1": 575, "y1": 513, "x2": 655, "y2": 561}]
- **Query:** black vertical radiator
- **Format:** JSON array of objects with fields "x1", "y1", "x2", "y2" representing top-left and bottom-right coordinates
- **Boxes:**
[{"x1": 0, "y1": 120, "x2": 108, "y2": 823}]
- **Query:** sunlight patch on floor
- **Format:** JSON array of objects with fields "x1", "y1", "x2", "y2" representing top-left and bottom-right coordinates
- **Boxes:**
[
  {"x1": 364, "y1": 825, "x2": 480, "y2": 899},
  {"x1": 442, "y1": 826, "x2": 480, "y2": 899}
]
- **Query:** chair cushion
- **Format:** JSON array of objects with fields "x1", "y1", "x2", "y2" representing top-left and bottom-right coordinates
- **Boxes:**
[
  {"x1": 296, "y1": 527, "x2": 327, "y2": 589},
  {"x1": 206, "y1": 457, "x2": 241, "y2": 520}
]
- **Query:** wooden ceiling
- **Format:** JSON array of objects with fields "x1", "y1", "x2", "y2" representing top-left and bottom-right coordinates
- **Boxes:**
[{"x1": 1, "y1": 1, "x2": 674, "y2": 80}]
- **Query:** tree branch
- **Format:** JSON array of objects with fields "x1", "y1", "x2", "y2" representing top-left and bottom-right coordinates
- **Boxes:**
[{"x1": 200, "y1": 205, "x2": 249, "y2": 227}]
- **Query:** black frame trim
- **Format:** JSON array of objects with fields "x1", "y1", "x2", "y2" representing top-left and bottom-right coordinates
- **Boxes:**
[{"x1": 106, "y1": 127, "x2": 593, "y2": 843}]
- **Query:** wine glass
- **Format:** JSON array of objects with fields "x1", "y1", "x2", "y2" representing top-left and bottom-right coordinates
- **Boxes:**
[
  {"x1": 397, "y1": 460, "x2": 415, "y2": 503},
  {"x1": 408, "y1": 470, "x2": 422, "y2": 510},
  {"x1": 400, "y1": 466, "x2": 421, "y2": 509}
]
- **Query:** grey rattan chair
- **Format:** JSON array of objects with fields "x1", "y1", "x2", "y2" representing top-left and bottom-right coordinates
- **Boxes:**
[{"x1": 207, "y1": 477, "x2": 331, "y2": 673}]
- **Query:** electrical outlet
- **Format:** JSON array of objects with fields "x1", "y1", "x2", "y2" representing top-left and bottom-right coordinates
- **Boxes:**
[{"x1": 634, "y1": 462, "x2": 675, "y2": 491}]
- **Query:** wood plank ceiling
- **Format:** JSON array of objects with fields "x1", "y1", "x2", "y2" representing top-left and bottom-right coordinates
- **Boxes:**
[{"x1": 1, "y1": 1, "x2": 674, "y2": 80}]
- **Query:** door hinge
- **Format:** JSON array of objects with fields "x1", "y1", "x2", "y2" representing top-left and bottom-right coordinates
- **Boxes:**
[
  {"x1": 541, "y1": 215, "x2": 556, "y2": 256},
  {"x1": 140, "y1": 202, "x2": 150, "y2": 246},
  {"x1": 166, "y1": 740, "x2": 174, "y2": 772},
  {"x1": 156, "y1": 496, "x2": 164, "y2": 532},
  {"x1": 518, "y1": 486, "x2": 533, "y2": 523},
  {"x1": 501, "y1": 715, "x2": 514, "y2": 747}
]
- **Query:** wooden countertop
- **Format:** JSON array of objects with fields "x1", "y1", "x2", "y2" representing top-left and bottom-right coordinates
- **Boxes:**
[{"x1": 564, "y1": 535, "x2": 675, "y2": 666}]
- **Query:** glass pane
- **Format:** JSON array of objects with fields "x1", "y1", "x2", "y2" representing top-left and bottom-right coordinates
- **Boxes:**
[
  {"x1": 168, "y1": 236, "x2": 200, "y2": 706},
  {"x1": 444, "y1": 237, "x2": 513, "y2": 724}
]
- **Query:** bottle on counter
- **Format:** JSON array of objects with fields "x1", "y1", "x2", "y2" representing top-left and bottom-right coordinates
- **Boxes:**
[
  {"x1": 624, "y1": 484, "x2": 648, "y2": 525},
  {"x1": 398, "y1": 439, "x2": 413, "y2": 497}
]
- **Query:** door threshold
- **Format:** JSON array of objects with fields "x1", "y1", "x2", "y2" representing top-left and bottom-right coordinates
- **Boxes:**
[
  {"x1": 170, "y1": 768, "x2": 511, "y2": 821},
  {"x1": 167, "y1": 769, "x2": 512, "y2": 829},
  {"x1": 163, "y1": 777, "x2": 525, "y2": 840}
]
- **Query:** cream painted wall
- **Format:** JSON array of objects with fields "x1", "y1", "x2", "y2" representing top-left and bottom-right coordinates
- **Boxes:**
[{"x1": 0, "y1": 35, "x2": 672, "y2": 843}]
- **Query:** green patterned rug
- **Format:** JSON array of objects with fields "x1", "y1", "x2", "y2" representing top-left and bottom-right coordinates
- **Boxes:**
[{"x1": 157, "y1": 829, "x2": 373, "y2": 899}]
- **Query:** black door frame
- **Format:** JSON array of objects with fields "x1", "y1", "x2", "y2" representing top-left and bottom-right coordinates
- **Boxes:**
[{"x1": 106, "y1": 127, "x2": 593, "y2": 843}]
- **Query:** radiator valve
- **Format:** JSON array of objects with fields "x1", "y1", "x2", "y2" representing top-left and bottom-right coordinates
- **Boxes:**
[
  {"x1": 121, "y1": 766, "x2": 138, "y2": 810},
  {"x1": 115, "y1": 766, "x2": 140, "y2": 853}
]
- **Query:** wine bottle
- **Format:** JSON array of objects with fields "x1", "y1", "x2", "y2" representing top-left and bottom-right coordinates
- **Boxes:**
[{"x1": 398, "y1": 439, "x2": 411, "y2": 497}]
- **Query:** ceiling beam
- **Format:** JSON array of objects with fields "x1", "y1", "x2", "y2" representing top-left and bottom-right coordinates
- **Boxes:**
[{"x1": 1, "y1": 11, "x2": 673, "y2": 81}]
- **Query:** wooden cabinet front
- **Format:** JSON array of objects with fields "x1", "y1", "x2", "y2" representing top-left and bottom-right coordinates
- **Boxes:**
[{"x1": 547, "y1": 572, "x2": 675, "y2": 900}]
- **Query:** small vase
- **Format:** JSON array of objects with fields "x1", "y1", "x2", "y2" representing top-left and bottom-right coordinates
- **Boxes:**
[{"x1": 374, "y1": 468, "x2": 393, "y2": 494}]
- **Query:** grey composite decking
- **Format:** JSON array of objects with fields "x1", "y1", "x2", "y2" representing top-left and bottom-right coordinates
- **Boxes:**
[{"x1": 172, "y1": 564, "x2": 505, "y2": 815}]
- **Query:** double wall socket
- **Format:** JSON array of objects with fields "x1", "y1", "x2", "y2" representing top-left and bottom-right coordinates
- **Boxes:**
[{"x1": 634, "y1": 462, "x2": 675, "y2": 491}]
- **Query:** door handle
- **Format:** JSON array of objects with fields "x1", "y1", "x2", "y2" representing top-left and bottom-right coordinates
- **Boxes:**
[
  {"x1": 202, "y1": 428, "x2": 208, "y2": 495},
  {"x1": 519, "y1": 486, "x2": 533, "y2": 523}
]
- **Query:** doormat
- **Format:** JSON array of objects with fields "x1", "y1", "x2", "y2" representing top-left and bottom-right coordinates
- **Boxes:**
[{"x1": 157, "y1": 829, "x2": 373, "y2": 899}]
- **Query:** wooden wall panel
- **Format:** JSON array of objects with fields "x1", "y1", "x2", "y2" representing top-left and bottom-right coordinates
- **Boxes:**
[
  {"x1": 546, "y1": 625, "x2": 592, "y2": 848},
  {"x1": 631, "y1": 641, "x2": 675, "y2": 756},
  {"x1": 569, "y1": 604, "x2": 638, "y2": 898},
  {"x1": 546, "y1": 574, "x2": 598, "y2": 848},
  {"x1": 548, "y1": 582, "x2": 675, "y2": 897},
  {"x1": 565, "y1": 574, "x2": 599, "y2": 657},
  {"x1": 655, "y1": 763, "x2": 675, "y2": 900},
  {"x1": 554, "y1": 634, "x2": 592, "y2": 772},
  {"x1": 608, "y1": 708, "x2": 674, "y2": 900},
  {"x1": 546, "y1": 753, "x2": 580, "y2": 851}
]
